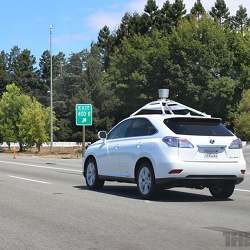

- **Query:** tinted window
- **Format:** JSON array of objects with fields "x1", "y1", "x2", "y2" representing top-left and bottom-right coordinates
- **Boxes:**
[
  {"x1": 126, "y1": 118, "x2": 157, "y2": 137},
  {"x1": 164, "y1": 118, "x2": 233, "y2": 136},
  {"x1": 135, "y1": 109, "x2": 163, "y2": 115},
  {"x1": 107, "y1": 119, "x2": 132, "y2": 140},
  {"x1": 172, "y1": 110, "x2": 203, "y2": 116}
]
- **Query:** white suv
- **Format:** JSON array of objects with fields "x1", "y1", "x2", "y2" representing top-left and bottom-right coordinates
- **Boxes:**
[{"x1": 83, "y1": 99, "x2": 246, "y2": 199}]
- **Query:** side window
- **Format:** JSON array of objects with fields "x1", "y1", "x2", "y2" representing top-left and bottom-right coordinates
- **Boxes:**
[
  {"x1": 127, "y1": 118, "x2": 157, "y2": 137},
  {"x1": 107, "y1": 119, "x2": 132, "y2": 140}
]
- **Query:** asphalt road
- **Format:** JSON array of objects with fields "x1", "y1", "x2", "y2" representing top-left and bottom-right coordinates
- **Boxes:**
[{"x1": 0, "y1": 148, "x2": 249, "y2": 250}]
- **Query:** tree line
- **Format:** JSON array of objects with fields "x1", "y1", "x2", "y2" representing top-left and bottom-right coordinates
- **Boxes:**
[{"x1": 0, "y1": 0, "x2": 249, "y2": 149}]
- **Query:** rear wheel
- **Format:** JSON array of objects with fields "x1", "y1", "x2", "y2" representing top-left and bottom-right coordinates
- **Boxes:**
[
  {"x1": 136, "y1": 161, "x2": 156, "y2": 199},
  {"x1": 85, "y1": 159, "x2": 104, "y2": 190},
  {"x1": 209, "y1": 182, "x2": 235, "y2": 199}
]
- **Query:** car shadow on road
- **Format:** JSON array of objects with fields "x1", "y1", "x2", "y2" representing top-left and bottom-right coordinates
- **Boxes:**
[{"x1": 73, "y1": 185, "x2": 232, "y2": 202}]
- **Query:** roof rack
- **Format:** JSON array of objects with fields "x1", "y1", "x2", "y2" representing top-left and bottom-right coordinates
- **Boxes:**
[{"x1": 130, "y1": 89, "x2": 210, "y2": 117}]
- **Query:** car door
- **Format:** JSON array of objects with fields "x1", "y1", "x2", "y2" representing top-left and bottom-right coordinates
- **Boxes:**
[
  {"x1": 102, "y1": 119, "x2": 132, "y2": 176},
  {"x1": 116, "y1": 118, "x2": 158, "y2": 177}
]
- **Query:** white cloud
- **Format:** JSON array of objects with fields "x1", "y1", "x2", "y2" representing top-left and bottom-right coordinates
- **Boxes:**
[{"x1": 86, "y1": 11, "x2": 122, "y2": 31}]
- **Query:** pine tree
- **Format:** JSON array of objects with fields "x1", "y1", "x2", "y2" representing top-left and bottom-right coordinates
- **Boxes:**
[
  {"x1": 210, "y1": 0, "x2": 230, "y2": 25},
  {"x1": 116, "y1": 13, "x2": 131, "y2": 39},
  {"x1": 9, "y1": 48, "x2": 38, "y2": 94},
  {"x1": 0, "y1": 51, "x2": 9, "y2": 93},
  {"x1": 97, "y1": 25, "x2": 112, "y2": 70},
  {"x1": 159, "y1": 1, "x2": 173, "y2": 33},
  {"x1": 38, "y1": 51, "x2": 65, "y2": 106},
  {"x1": 144, "y1": 0, "x2": 158, "y2": 16},
  {"x1": 39, "y1": 50, "x2": 50, "y2": 82},
  {"x1": 144, "y1": 0, "x2": 159, "y2": 32},
  {"x1": 98, "y1": 26, "x2": 110, "y2": 47},
  {"x1": 170, "y1": 0, "x2": 186, "y2": 26},
  {"x1": 232, "y1": 5, "x2": 250, "y2": 34},
  {"x1": 8, "y1": 46, "x2": 20, "y2": 74},
  {"x1": 191, "y1": 0, "x2": 205, "y2": 21}
]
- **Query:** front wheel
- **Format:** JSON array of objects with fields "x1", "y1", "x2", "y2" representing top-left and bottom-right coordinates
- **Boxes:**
[
  {"x1": 136, "y1": 161, "x2": 156, "y2": 199},
  {"x1": 209, "y1": 182, "x2": 235, "y2": 199},
  {"x1": 85, "y1": 159, "x2": 104, "y2": 190}
]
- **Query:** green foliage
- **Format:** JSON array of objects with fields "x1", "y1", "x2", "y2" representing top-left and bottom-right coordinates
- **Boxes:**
[
  {"x1": 18, "y1": 100, "x2": 50, "y2": 151},
  {"x1": 169, "y1": 18, "x2": 234, "y2": 107},
  {"x1": 159, "y1": 1, "x2": 174, "y2": 33},
  {"x1": 170, "y1": 0, "x2": 186, "y2": 26},
  {"x1": 0, "y1": 84, "x2": 50, "y2": 151},
  {"x1": 106, "y1": 15, "x2": 248, "y2": 126},
  {"x1": 8, "y1": 47, "x2": 38, "y2": 94},
  {"x1": 210, "y1": 0, "x2": 230, "y2": 25},
  {"x1": 144, "y1": 0, "x2": 158, "y2": 15},
  {"x1": 229, "y1": 5, "x2": 250, "y2": 33},
  {"x1": 0, "y1": 84, "x2": 32, "y2": 149},
  {"x1": 115, "y1": 0, "x2": 187, "y2": 42},
  {"x1": 0, "y1": 51, "x2": 9, "y2": 93},
  {"x1": 49, "y1": 44, "x2": 117, "y2": 142},
  {"x1": 97, "y1": 25, "x2": 112, "y2": 70},
  {"x1": 234, "y1": 90, "x2": 250, "y2": 140},
  {"x1": 204, "y1": 77, "x2": 237, "y2": 119},
  {"x1": 108, "y1": 32, "x2": 170, "y2": 119},
  {"x1": 191, "y1": 0, "x2": 205, "y2": 21},
  {"x1": 107, "y1": 16, "x2": 237, "y2": 121}
]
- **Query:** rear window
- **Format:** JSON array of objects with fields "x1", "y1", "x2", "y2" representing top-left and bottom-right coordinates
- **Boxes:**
[{"x1": 164, "y1": 118, "x2": 233, "y2": 136}]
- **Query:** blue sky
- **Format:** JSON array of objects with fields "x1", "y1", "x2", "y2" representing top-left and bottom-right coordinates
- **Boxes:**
[{"x1": 1, "y1": 0, "x2": 249, "y2": 61}]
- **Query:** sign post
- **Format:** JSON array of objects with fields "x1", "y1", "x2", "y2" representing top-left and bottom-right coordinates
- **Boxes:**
[
  {"x1": 82, "y1": 125, "x2": 85, "y2": 154},
  {"x1": 75, "y1": 104, "x2": 93, "y2": 156}
]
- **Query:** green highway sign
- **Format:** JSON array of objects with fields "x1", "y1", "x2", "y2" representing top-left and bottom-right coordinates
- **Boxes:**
[{"x1": 75, "y1": 104, "x2": 92, "y2": 126}]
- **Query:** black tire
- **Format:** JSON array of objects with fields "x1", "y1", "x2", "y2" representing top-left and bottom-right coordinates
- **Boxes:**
[
  {"x1": 136, "y1": 161, "x2": 156, "y2": 199},
  {"x1": 209, "y1": 182, "x2": 235, "y2": 199},
  {"x1": 85, "y1": 158, "x2": 104, "y2": 190}
]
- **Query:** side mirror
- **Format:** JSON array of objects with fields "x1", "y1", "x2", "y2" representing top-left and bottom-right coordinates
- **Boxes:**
[{"x1": 98, "y1": 131, "x2": 107, "y2": 140}]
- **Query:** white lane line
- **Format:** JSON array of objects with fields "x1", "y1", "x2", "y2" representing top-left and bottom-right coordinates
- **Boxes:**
[
  {"x1": 0, "y1": 160, "x2": 81, "y2": 173},
  {"x1": 235, "y1": 188, "x2": 250, "y2": 193},
  {"x1": 9, "y1": 175, "x2": 50, "y2": 184}
]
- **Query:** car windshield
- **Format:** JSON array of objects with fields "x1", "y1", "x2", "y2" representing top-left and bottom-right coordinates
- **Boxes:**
[{"x1": 164, "y1": 118, "x2": 233, "y2": 136}]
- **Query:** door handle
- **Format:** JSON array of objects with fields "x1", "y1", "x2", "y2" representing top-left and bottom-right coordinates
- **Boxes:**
[{"x1": 114, "y1": 144, "x2": 119, "y2": 150}]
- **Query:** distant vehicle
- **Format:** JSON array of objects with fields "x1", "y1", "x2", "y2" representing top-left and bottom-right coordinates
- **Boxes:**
[{"x1": 83, "y1": 89, "x2": 246, "y2": 199}]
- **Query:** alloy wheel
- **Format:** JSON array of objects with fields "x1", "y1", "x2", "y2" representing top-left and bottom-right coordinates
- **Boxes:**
[{"x1": 138, "y1": 166, "x2": 152, "y2": 195}]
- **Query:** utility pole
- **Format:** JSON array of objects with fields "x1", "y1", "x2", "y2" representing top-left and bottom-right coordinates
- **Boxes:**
[{"x1": 50, "y1": 25, "x2": 53, "y2": 152}]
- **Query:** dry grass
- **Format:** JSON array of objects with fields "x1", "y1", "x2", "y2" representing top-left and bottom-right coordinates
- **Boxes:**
[{"x1": 1, "y1": 146, "x2": 83, "y2": 159}]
